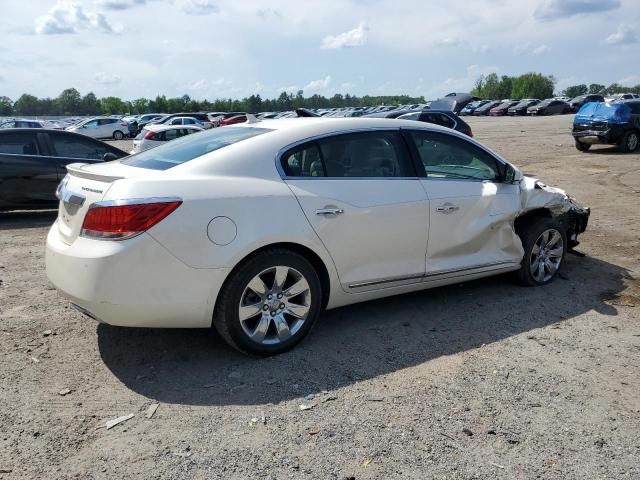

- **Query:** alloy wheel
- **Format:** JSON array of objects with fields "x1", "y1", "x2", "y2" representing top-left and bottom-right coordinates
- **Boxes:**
[
  {"x1": 529, "y1": 228, "x2": 564, "y2": 283},
  {"x1": 238, "y1": 266, "x2": 311, "y2": 345},
  {"x1": 628, "y1": 133, "x2": 638, "y2": 151}
]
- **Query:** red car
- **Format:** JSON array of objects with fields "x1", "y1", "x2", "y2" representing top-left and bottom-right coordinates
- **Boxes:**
[
  {"x1": 489, "y1": 100, "x2": 520, "y2": 116},
  {"x1": 219, "y1": 114, "x2": 247, "y2": 126}
]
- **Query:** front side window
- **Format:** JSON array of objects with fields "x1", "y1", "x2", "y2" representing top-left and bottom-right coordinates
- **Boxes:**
[
  {"x1": 408, "y1": 131, "x2": 501, "y2": 181},
  {"x1": 84, "y1": 120, "x2": 99, "y2": 128},
  {"x1": 123, "y1": 126, "x2": 272, "y2": 170},
  {"x1": 51, "y1": 134, "x2": 109, "y2": 160},
  {"x1": 0, "y1": 133, "x2": 39, "y2": 155}
]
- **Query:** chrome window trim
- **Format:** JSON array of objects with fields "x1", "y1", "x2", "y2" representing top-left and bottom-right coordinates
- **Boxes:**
[{"x1": 0, "y1": 152, "x2": 44, "y2": 159}]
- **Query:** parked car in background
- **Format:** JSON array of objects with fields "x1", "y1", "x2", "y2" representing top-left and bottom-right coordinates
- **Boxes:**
[
  {"x1": 45, "y1": 117, "x2": 589, "y2": 355},
  {"x1": 508, "y1": 99, "x2": 540, "y2": 116},
  {"x1": 605, "y1": 93, "x2": 640, "y2": 102},
  {"x1": 572, "y1": 100, "x2": 640, "y2": 153},
  {"x1": 163, "y1": 116, "x2": 206, "y2": 128},
  {"x1": 429, "y1": 92, "x2": 480, "y2": 113},
  {"x1": 0, "y1": 119, "x2": 44, "y2": 129},
  {"x1": 152, "y1": 113, "x2": 213, "y2": 128},
  {"x1": 459, "y1": 100, "x2": 490, "y2": 116},
  {"x1": 473, "y1": 101, "x2": 502, "y2": 116},
  {"x1": 489, "y1": 100, "x2": 521, "y2": 116},
  {"x1": 131, "y1": 124, "x2": 203, "y2": 154},
  {"x1": 0, "y1": 129, "x2": 127, "y2": 210},
  {"x1": 569, "y1": 94, "x2": 605, "y2": 112},
  {"x1": 220, "y1": 115, "x2": 248, "y2": 126},
  {"x1": 527, "y1": 99, "x2": 571, "y2": 116},
  {"x1": 136, "y1": 113, "x2": 166, "y2": 133},
  {"x1": 66, "y1": 117, "x2": 129, "y2": 140},
  {"x1": 397, "y1": 110, "x2": 473, "y2": 137},
  {"x1": 363, "y1": 109, "x2": 422, "y2": 119}
]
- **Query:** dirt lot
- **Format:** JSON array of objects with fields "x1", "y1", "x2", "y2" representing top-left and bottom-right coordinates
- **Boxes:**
[{"x1": 1, "y1": 115, "x2": 639, "y2": 479}]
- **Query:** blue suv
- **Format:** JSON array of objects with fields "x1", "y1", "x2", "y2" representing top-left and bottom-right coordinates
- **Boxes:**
[{"x1": 572, "y1": 100, "x2": 640, "y2": 153}]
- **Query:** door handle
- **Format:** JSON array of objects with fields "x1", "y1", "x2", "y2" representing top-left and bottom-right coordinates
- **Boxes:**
[
  {"x1": 315, "y1": 208, "x2": 344, "y2": 216},
  {"x1": 436, "y1": 203, "x2": 459, "y2": 214}
]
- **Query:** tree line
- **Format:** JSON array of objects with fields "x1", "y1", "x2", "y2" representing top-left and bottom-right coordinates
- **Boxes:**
[
  {"x1": 2, "y1": 75, "x2": 639, "y2": 117},
  {"x1": 0, "y1": 88, "x2": 426, "y2": 117},
  {"x1": 470, "y1": 72, "x2": 640, "y2": 101}
]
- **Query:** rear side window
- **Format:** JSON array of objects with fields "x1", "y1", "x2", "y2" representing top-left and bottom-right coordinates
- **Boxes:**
[
  {"x1": 0, "y1": 133, "x2": 39, "y2": 155},
  {"x1": 408, "y1": 130, "x2": 501, "y2": 181},
  {"x1": 281, "y1": 131, "x2": 413, "y2": 178},
  {"x1": 422, "y1": 113, "x2": 455, "y2": 128},
  {"x1": 50, "y1": 134, "x2": 110, "y2": 160},
  {"x1": 628, "y1": 102, "x2": 640, "y2": 114},
  {"x1": 123, "y1": 127, "x2": 272, "y2": 170}
]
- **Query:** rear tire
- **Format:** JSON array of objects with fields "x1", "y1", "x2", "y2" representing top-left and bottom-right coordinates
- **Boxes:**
[
  {"x1": 618, "y1": 131, "x2": 639, "y2": 153},
  {"x1": 513, "y1": 218, "x2": 567, "y2": 286},
  {"x1": 113, "y1": 130, "x2": 124, "y2": 140},
  {"x1": 575, "y1": 140, "x2": 591, "y2": 152},
  {"x1": 213, "y1": 249, "x2": 322, "y2": 355}
]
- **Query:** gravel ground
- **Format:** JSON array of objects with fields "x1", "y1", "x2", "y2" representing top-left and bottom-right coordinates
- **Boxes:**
[{"x1": 1, "y1": 115, "x2": 639, "y2": 479}]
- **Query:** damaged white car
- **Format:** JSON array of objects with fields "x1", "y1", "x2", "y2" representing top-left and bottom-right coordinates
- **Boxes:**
[{"x1": 46, "y1": 118, "x2": 589, "y2": 355}]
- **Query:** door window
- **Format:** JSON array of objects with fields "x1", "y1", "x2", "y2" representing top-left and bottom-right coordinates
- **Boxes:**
[
  {"x1": 84, "y1": 120, "x2": 99, "y2": 128},
  {"x1": 281, "y1": 131, "x2": 412, "y2": 178},
  {"x1": 0, "y1": 133, "x2": 39, "y2": 155},
  {"x1": 50, "y1": 134, "x2": 110, "y2": 160},
  {"x1": 164, "y1": 129, "x2": 179, "y2": 141},
  {"x1": 408, "y1": 131, "x2": 501, "y2": 181},
  {"x1": 98, "y1": 118, "x2": 117, "y2": 125}
]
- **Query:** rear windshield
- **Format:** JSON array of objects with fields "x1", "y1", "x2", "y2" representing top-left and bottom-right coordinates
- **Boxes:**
[{"x1": 122, "y1": 127, "x2": 273, "y2": 170}]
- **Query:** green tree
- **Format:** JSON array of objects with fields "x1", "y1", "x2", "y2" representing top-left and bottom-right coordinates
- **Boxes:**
[
  {"x1": 13, "y1": 94, "x2": 40, "y2": 116},
  {"x1": 0, "y1": 96, "x2": 13, "y2": 115},
  {"x1": 80, "y1": 92, "x2": 101, "y2": 115},
  {"x1": 511, "y1": 73, "x2": 555, "y2": 100},
  {"x1": 562, "y1": 84, "x2": 588, "y2": 98},
  {"x1": 100, "y1": 96, "x2": 128, "y2": 114},
  {"x1": 56, "y1": 88, "x2": 82, "y2": 115},
  {"x1": 130, "y1": 98, "x2": 149, "y2": 114},
  {"x1": 588, "y1": 83, "x2": 605, "y2": 94}
]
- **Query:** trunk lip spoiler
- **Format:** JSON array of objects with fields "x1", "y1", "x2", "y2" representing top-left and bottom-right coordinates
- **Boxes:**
[{"x1": 65, "y1": 162, "x2": 124, "y2": 182}]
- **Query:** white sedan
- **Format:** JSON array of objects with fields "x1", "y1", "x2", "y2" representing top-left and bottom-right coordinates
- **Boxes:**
[
  {"x1": 46, "y1": 118, "x2": 589, "y2": 355},
  {"x1": 131, "y1": 124, "x2": 203, "y2": 154},
  {"x1": 66, "y1": 117, "x2": 129, "y2": 140}
]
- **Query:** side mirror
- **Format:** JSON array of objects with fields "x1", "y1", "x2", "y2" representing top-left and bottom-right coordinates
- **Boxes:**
[
  {"x1": 103, "y1": 152, "x2": 118, "y2": 162},
  {"x1": 503, "y1": 164, "x2": 522, "y2": 184}
]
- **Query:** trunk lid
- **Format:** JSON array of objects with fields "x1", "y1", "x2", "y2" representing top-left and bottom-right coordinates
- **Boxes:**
[{"x1": 56, "y1": 161, "x2": 147, "y2": 244}]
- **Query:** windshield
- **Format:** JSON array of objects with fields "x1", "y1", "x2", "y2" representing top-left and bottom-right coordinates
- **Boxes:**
[
  {"x1": 122, "y1": 127, "x2": 273, "y2": 170},
  {"x1": 538, "y1": 100, "x2": 552, "y2": 107}
]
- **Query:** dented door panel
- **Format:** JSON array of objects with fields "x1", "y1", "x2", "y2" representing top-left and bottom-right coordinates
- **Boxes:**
[{"x1": 422, "y1": 179, "x2": 523, "y2": 274}]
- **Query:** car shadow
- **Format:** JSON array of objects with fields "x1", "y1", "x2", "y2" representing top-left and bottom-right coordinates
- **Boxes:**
[
  {"x1": 586, "y1": 145, "x2": 639, "y2": 155},
  {"x1": 97, "y1": 253, "x2": 630, "y2": 406},
  {"x1": 0, "y1": 210, "x2": 57, "y2": 230}
]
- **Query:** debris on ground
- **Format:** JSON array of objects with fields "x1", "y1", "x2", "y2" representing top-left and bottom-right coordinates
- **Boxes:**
[
  {"x1": 58, "y1": 388, "x2": 71, "y2": 396},
  {"x1": 299, "y1": 404, "x2": 315, "y2": 411},
  {"x1": 145, "y1": 403, "x2": 159, "y2": 419},
  {"x1": 102, "y1": 413, "x2": 134, "y2": 430}
]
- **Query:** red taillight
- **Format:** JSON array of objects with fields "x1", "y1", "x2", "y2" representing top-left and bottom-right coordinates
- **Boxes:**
[
  {"x1": 81, "y1": 200, "x2": 182, "y2": 240},
  {"x1": 466, "y1": 129, "x2": 473, "y2": 138},
  {"x1": 144, "y1": 130, "x2": 155, "y2": 140}
]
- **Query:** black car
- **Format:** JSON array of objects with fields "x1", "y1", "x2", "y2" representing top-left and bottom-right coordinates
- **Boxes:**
[
  {"x1": 572, "y1": 100, "x2": 640, "y2": 153},
  {"x1": 527, "y1": 99, "x2": 571, "y2": 116},
  {"x1": 0, "y1": 119, "x2": 44, "y2": 129},
  {"x1": 397, "y1": 110, "x2": 473, "y2": 137},
  {"x1": 507, "y1": 99, "x2": 540, "y2": 116},
  {"x1": 473, "y1": 101, "x2": 502, "y2": 116},
  {"x1": 0, "y1": 129, "x2": 127, "y2": 210},
  {"x1": 363, "y1": 109, "x2": 423, "y2": 119},
  {"x1": 569, "y1": 94, "x2": 605, "y2": 112}
]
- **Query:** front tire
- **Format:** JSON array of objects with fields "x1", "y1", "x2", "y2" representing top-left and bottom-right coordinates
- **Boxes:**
[
  {"x1": 113, "y1": 130, "x2": 124, "y2": 140},
  {"x1": 213, "y1": 249, "x2": 322, "y2": 355},
  {"x1": 575, "y1": 140, "x2": 591, "y2": 152},
  {"x1": 618, "y1": 131, "x2": 639, "y2": 153},
  {"x1": 513, "y1": 218, "x2": 567, "y2": 286}
]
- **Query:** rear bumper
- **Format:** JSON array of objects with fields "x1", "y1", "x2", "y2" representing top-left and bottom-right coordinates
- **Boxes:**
[
  {"x1": 572, "y1": 124, "x2": 626, "y2": 144},
  {"x1": 45, "y1": 223, "x2": 229, "y2": 328}
]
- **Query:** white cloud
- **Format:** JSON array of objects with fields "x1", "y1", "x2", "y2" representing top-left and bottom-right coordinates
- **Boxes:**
[
  {"x1": 182, "y1": 0, "x2": 220, "y2": 15},
  {"x1": 434, "y1": 36, "x2": 463, "y2": 47},
  {"x1": 304, "y1": 76, "x2": 332, "y2": 92},
  {"x1": 532, "y1": 44, "x2": 550, "y2": 55},
  {"x1": 340, "y1": 81, "x2": 355, "y2": 91},
  {"x1": 321, "y1": 22, "x2": 368, "y2": 49},
  {"x1": 35, "y1": 0, "x2": 120, "y2": 35},
  {"x1": 189, "y1": 79, "x2": 207, "y2": 90},
  {"x1": 605, "y1": 24, "x2": 638, "y2": 45},
  {"x1": 534, "y1": 0, "x2": 621, "y2": 20},
  {"x1": 98, "y1": 0, "x2": 147, "y2": 10},
  {"x1": 95, "y1": 72, "x2": 122, "y2": 85}
]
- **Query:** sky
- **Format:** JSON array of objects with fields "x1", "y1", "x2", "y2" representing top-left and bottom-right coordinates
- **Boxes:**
[{"x1": 0, "y1": 0, "x2": 638, "y2": 101}]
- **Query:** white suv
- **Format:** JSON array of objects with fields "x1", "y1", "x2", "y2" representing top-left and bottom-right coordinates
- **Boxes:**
[{"x1": 66, "y1": 117, "x2": 129, "y2": 140}]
